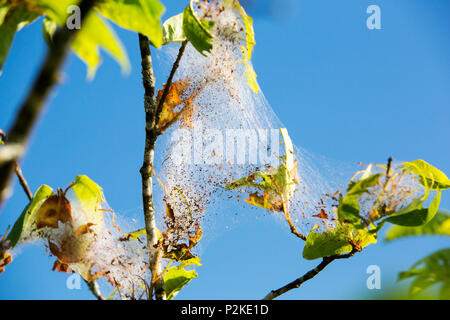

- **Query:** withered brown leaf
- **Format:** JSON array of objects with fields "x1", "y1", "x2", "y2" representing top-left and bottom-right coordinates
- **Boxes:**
[
  {"x1": 156, "y1": 79, "x2": 200, "y2": 133},
  {"x1": 312, "y1": 209, "x2": 329, "y2": 220}
]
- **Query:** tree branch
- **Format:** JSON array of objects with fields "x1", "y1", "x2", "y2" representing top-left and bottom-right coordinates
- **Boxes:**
[
  {"x1": 262, "y1": 249, "x2": 358, "y2": 300},
  {"x1": 138, "y1": 36, "x2": 188, "y2": 299},
  {"x1": 138, "y1": 33, "x2": 164, "y2": 300},
  {"x1": 0, "y1": 0, "x2": 98, "y2": 209}
]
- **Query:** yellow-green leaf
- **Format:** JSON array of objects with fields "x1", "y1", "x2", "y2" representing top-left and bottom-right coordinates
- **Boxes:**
[
  {"x1": 71, "y1": 175, "x2": 104, "y2": 225},
  {"x1": 71, "y1": 11, "x2": 130, "y2": 79},
  {"x1": 0, "y1": 6, "x2": 40, "y2": 74},
  {"x1": 243, "y1": 57, "x2": 258, "y2": 93},
  {"x1": 162, "y1": 12, "x2": 185, "y2": 45},
  {"x1": 97, "y1": 0, "x2": 164, "y2": 47},
  {"x1": 121, "y1": 227, "x2": 162, "y2": 241},
  {"x1": 164, "y1": 265, "x2": 197, "y2": 300},
  {"x1": 402, "y1": 160, "x2": 450, "y2": 190}
]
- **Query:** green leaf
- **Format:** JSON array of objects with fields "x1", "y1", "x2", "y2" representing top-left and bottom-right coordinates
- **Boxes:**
[
  {"x1": 441, "y1": 281, "x2": 450, "y2": 300},
  {"x1": 71, "y1": 12, "x2": 130, "y2": 79},
  {"x1": 402, "y1": 160, "x2": 450, "y2": 190},
  {"x1": 97, "y1": 0, "x2": 165, "y2": 48},
  {"x1": 303, "y1": 225, "x2": 352, "y2": 260},
  {"x1": 227, "y1": 129, "x2": 297, "y2": 197},
  {"x1": 385, "y1": 211, "x2": 450, "y2": 241},
  {"x1": 337, "y1": 173, "x2": 381, "y2": 228},
  {"x1": 162, "y1": 12, "x2": 185, "y2": 45},
  {"x1": 182, "y1": 3, "x2": 213, "y2": 56},
  {"x1": 385, "y1": 189, "x2": 441, "y2": 227},
  {"x1": 35, "y1": 0, "x2": 130, "y2": 78},
  {"x1": 302, "y1": 224, "x2": 376, "y2": 260},
  {"x1": 0, "y1": 6, "x2": 40, "y2": 74},
  {"x1": 398, "y1": 248, "x2": 450, "y2": 298},
  {"x1": 6, "y1": 185, "x2": 53, "y2": 247},
  {"x1": 409, "y1": 276, "x2": 439, "y2": 296},
  {"x1": 164, "y1": 265, "x2": 197, "y2": 300}
]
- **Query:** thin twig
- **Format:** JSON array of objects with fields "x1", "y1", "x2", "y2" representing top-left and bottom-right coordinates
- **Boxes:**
[
  {"x1": 86, "y1": 280, "x2": 104, "y2": 300},
  {"x1": 0, "y1": 130, "x2": 32, "y2": 201},
  {"x1": 0, "y1": 0, "x2": 98, "y2": 209},
  {"x1": 385, "y1": 157, "x2": 393, "y2": 184},
  {"x1": 14, "y1": 163, "x2": 32, "y2": 201},
  {"x1": 284, "y1": 211, "x2": 307, "y2": 241},
  {"x1": 262, "y1": 249, "x2": 358, "y2": 300}
]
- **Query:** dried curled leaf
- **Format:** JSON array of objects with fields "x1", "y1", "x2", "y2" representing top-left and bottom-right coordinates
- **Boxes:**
[
  {"x1": 244, "y1": 192, "x2": 283, "y2": 212},
  {"x1": 74, "y1": 222, "x2": 95, "y2": 237},
  {"x1": 165, "y1": 201, "x2": 175, "y2": 221},
  {"x1": 0, "y1": 251, "x2": 12, "y2": 275},
  {"x1": 163, "y1": 223, "x2": 203, "y2": 261},
  {"x1": 35, "y1": 188, "x2": 73, "y2": 229},
  {"x1": 227, "y1": 129, "x2": 299, "y2": 213},
  {"x1": 156, "y1": 79, "x2": 199, "y2": 133}
]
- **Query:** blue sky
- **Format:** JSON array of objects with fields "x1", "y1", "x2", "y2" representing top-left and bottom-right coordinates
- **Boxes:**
[{"x1": 0, "y1": 0, "x2": 449, "y2": 299}]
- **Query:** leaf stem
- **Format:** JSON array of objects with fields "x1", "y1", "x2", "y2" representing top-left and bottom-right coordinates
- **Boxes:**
[{"x1": 86, "y1": 279, "x2": 104, "y2": 300}]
